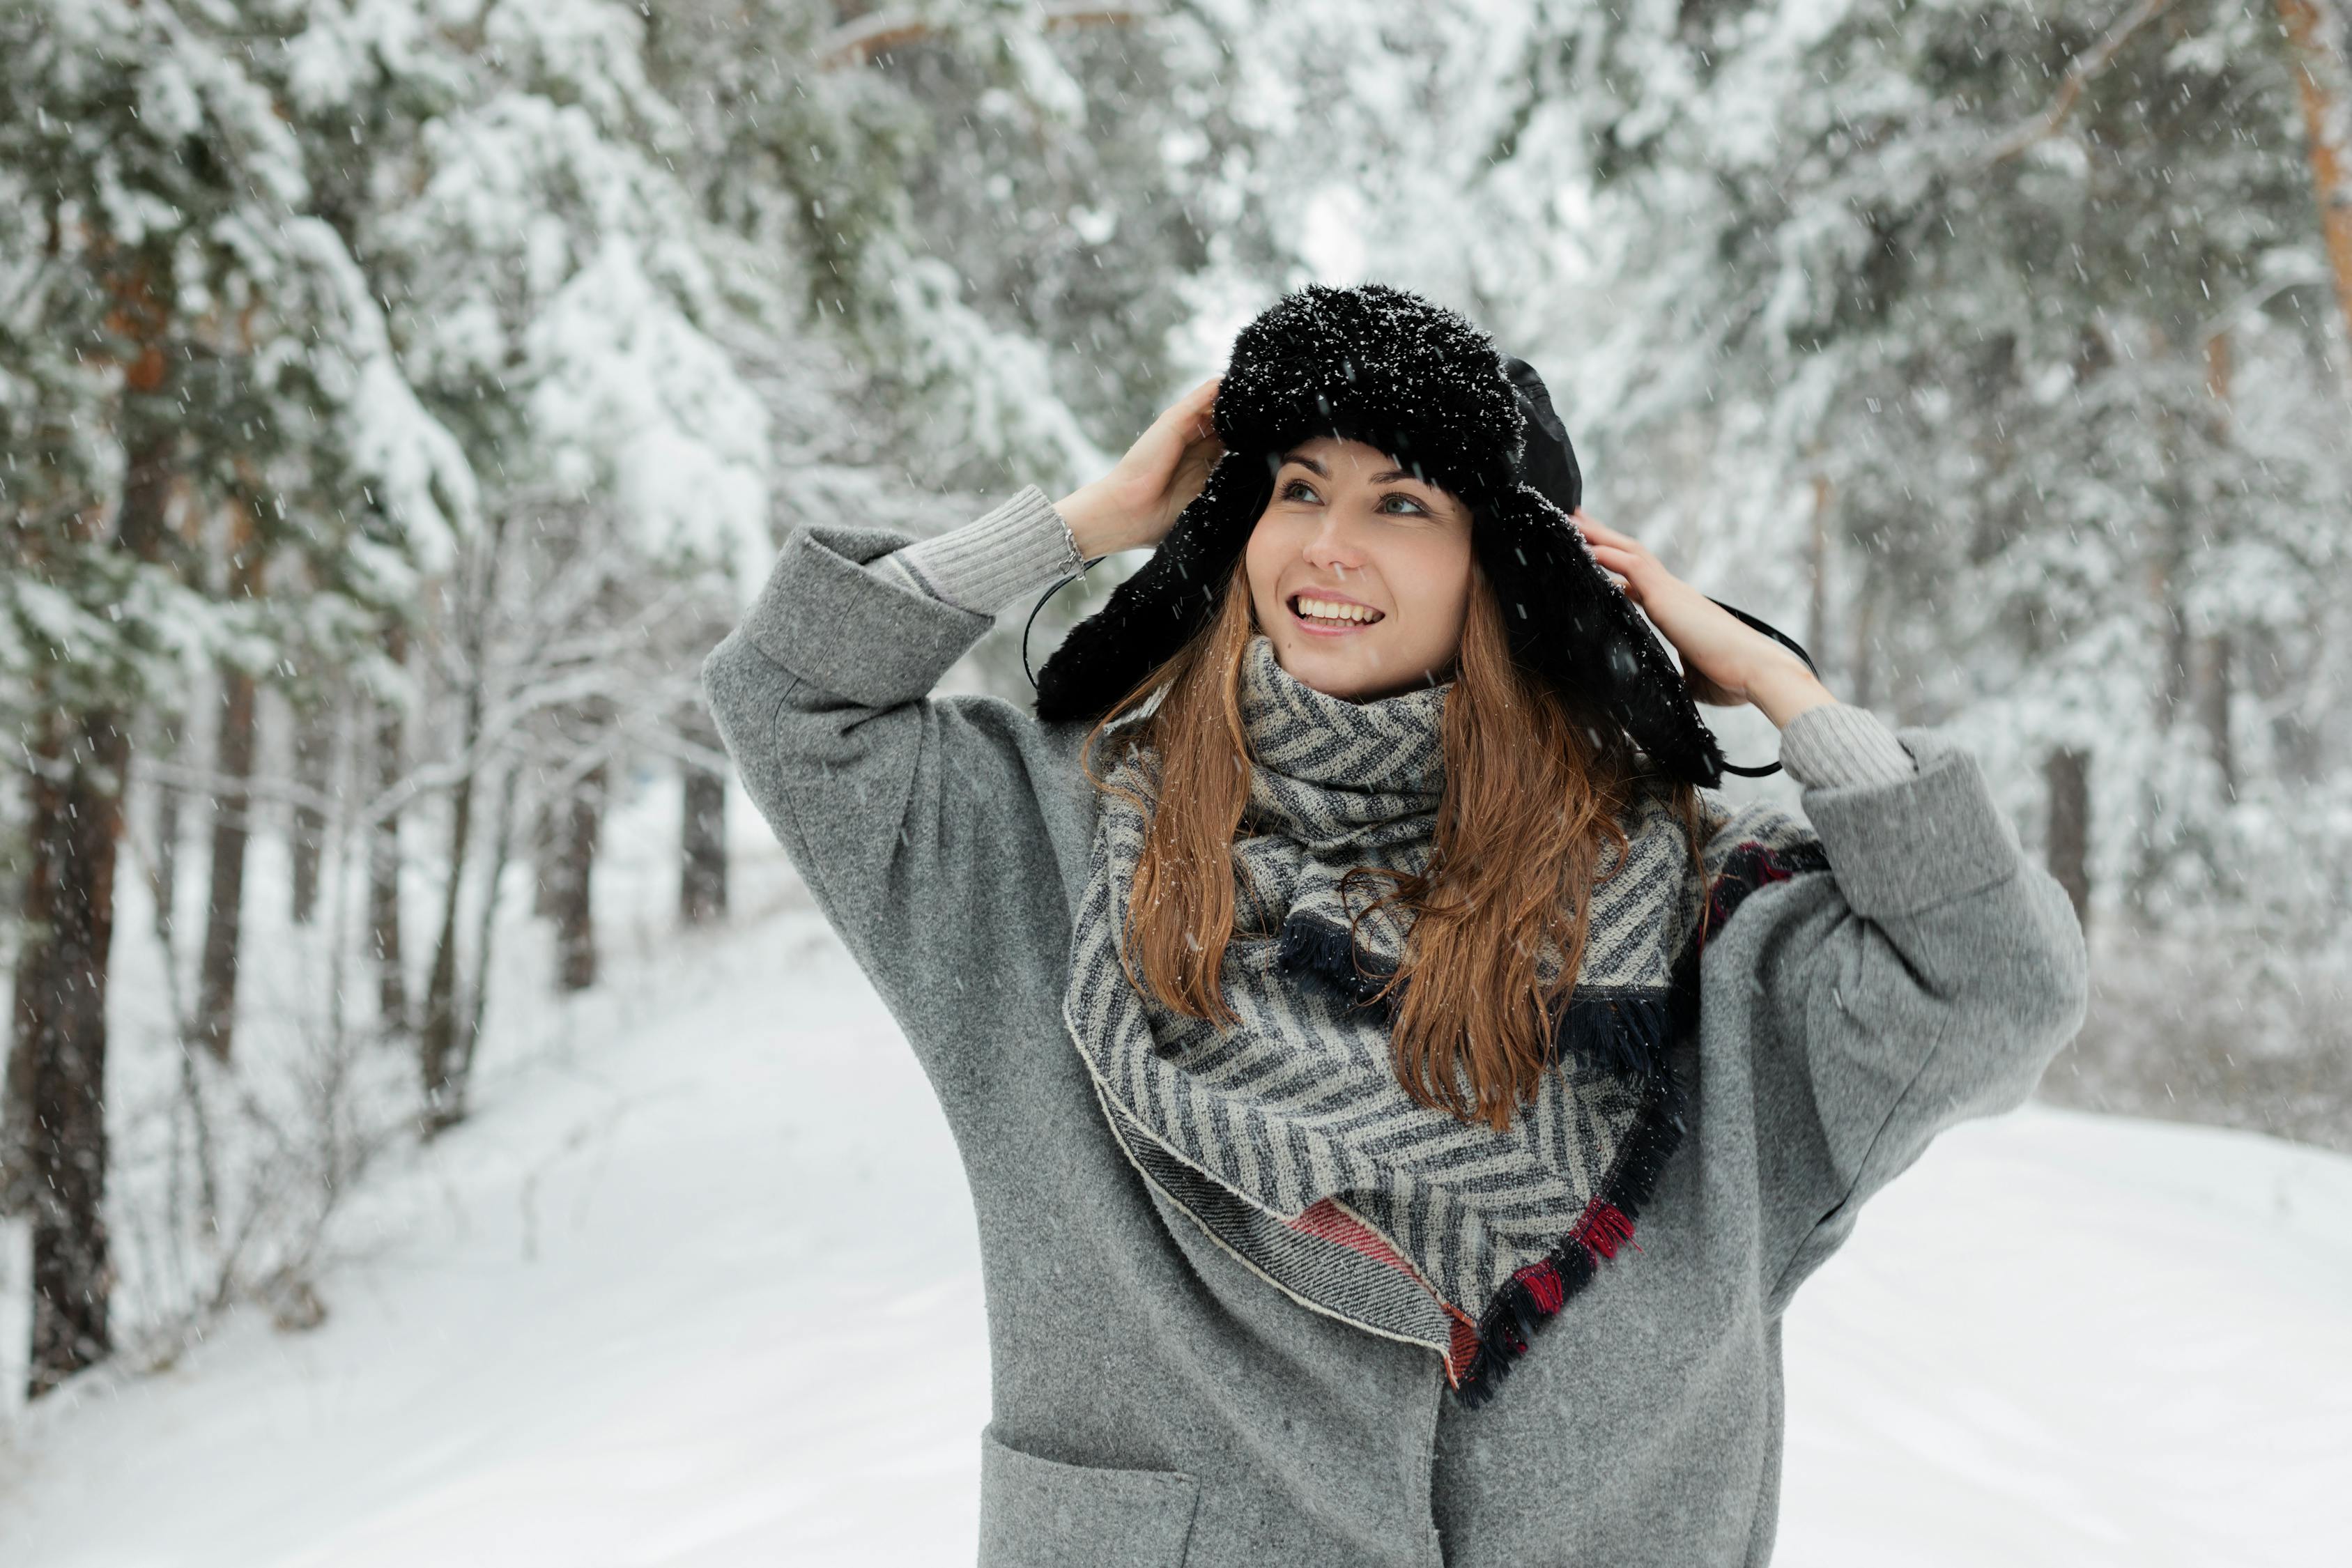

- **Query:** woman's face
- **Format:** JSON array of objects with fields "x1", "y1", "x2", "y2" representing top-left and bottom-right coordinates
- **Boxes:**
[{"x1": 1243, "y1": 436, "x2": 1477, "y2": 701}]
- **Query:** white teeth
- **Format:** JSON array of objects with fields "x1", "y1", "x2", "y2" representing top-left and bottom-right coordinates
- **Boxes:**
[{"x1": 1294, "y1": 595, "x2": 1380, "y2": 624}]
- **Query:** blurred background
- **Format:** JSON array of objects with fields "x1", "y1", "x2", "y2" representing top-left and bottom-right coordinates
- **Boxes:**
[{"x1": 1, "y1": 2, "x2": 2346, "y2": 1563}]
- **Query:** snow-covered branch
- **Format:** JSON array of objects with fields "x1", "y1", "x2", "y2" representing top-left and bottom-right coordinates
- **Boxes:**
[{"x1": 815, "y1": 4, "x2": 1155, "y2": 71}]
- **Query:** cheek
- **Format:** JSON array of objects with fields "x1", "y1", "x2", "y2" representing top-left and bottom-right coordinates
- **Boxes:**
[
  {"x1": 1243, "y1": 516, "x2": 1293, "y2": 619},
  {"x1": 1394, "y1": 538, "x2": 1475, "y2": 644}
]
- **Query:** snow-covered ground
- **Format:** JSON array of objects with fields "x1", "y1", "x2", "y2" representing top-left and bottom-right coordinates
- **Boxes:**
[{"x1": 1, "y1": 806, "x2": 2348, "y2": 1568}]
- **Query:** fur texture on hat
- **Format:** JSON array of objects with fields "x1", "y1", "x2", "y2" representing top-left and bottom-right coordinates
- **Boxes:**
[{"x1": 1032, "y1": 282, "x2": 1732, "y2": 789}]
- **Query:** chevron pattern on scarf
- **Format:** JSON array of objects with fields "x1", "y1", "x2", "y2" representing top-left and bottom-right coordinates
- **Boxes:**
[{"x1": 1063, "y1": 635, "x2": 1829, "y2": 1404}]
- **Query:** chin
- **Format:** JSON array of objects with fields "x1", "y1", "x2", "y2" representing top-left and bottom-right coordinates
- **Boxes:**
[{"x1": 1273, "y1": 635, "x2": 1416, "y2": 702}]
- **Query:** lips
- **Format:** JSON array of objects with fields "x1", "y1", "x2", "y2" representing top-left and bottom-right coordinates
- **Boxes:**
[{"x1": 1289, "y1": 591, "x2": 1385, "y2": 632}]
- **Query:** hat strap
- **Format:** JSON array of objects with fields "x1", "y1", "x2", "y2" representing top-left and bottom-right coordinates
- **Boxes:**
[
  {"x1": 1023, "y1": 556, "x2": 1110, "y2": 691},
  {"x1": 1704, "y1": 598, "x2": 1821, "y2": 778}
]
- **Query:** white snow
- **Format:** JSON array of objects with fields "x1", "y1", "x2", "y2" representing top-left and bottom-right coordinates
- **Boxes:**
[{"x1": 1, "y1": 810, "x2": 2346, "y2": 1567}]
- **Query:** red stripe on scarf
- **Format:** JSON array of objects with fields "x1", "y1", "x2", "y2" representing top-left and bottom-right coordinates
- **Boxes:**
[
  {"x1": 1573, "y1": 1199, "x2": 1637, "y2": 1261},
  {"x1": 1512, "y1": 1258, "x2": 1566, "y2": 1314},
  {"x1": 1290, "y1": 1197, "x2": 1417, "y2": 1273}
]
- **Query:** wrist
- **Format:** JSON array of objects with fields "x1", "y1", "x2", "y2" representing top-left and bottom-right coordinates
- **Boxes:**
[
  {"x1": 1054, "y1": 480, "x2": 1144, "y2": 559},
  {"x1": 1745, "y1": 653, "x2": 1836, "y2": 729}
]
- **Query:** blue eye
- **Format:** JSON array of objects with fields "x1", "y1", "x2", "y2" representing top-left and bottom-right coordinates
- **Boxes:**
[
  {"x1": 1282, "y1": 478, "x2": 1320, "y2": 502},
  {"x1": 1379, "y1": 493, "x2": 1428, "y2": 516}
]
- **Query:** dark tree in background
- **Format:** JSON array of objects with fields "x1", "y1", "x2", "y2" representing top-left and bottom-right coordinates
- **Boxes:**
[
  {"x1": 2046, "y1": 746, "x2": 2093, "y2": 932},
  {"x1": 679, "y1": 700, "x2": 730, "y2": 929},
  {"x1": 15, "y1": 711, "x2": 130, "y2": 1399},
  {"x1": 553, "y1": 762, "x2": 607, "y2": 994},
  {"x1": 369, "y1": 627, "x2": 411, "y2": 1036},
  {"x1": 193, "y1": 508, "x2": 264, "y2": 1063},
  {"x1": 289, "y1": 697, "x2": 335, "y2": 927}
]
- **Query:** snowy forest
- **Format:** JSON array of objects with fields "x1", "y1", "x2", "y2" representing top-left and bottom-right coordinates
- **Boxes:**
[{"x1": 2, "y1": 1, "x2": 2348, "y2": 1562}]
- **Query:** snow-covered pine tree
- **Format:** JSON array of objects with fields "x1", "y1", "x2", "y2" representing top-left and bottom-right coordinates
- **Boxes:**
[
  {"x1": 642, "y1": 0, "x2": 1289, "y2": 694},
  {"x1": 309, "y1": 0, "x2": 774, "y2": 1117},
  {"x1": 1395, "y1": 1, "x2": 2344, "y2": 907},
  {"x1": 0, "y1": 0, "x2": 470, "y2": 1397},
  {"x1": 1376, "y1": 0, "x2": 2352, "y2": 1134},
  {"x1": 0, "y1": 0, "x2": 289, "y2": 1397}
]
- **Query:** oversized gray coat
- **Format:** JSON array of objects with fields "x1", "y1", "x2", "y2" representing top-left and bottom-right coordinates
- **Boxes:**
[{"x1": 701, "y1": 513, "x2": 2090, "y2": 1568}]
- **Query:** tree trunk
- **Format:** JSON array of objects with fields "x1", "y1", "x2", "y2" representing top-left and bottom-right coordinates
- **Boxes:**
[
  {"x1": 2194, "y1": 330, "x2": 2236, "y2": 797},
  {"x1": 421, "y1": 518, "x2": 505, "y2": 1134},
  {"x1": 192, "y1": 661, "x2": 258, "y2": 1061},
  {"x1": 369, "y1": 624, "x2": 409, "y2": 1033},
  {"x1": 1847, "y1": 551, "x2": 1880, "y2": 712},
  {"x1": 419, "y1": 716, "x2": 479, "y2": 1131},
  {"x1": 2148, "y1": 394, "x2": 2195, "y2": 739},
  {"x1": 2045, "y1": 745, "x2": 2093, "y2": 935},
  {"x1": 1805, "y1": 467, "x2": 1831, "y2": 670},
  {"x1": 153, "y1": 712, "x2": 183, "y2": 940},
  {"x1": 12, "y1": 270, "x2": 178, "y2": 1396},
  {"x1": 553, "y1": 764, "x2": 605, "y2": 992},
  {"x1": 290, "y1": 698, "x2": 332, "y2": 925},
  {"x1": 679, "y1": 706, "x2": 728, "y2": 928},
  {"x1": 14, "y1": 711, "x2": 130, "y2": 1400},
  {"x1": 531, "y1": 801, "x2": 560, "y2": 919},
  {"x1": 2193, "y1": 632, "x2": 2235, "y2": 799},
  {"x1": 194, "y1": 505, "x2": 263, "y2": 1059},
  {"x1": 2278, "y1": 0, "x2": 2352, "y2": 380},
  {"x1": 454, "y1": 766, "x2": 526, "y2": 1104}
]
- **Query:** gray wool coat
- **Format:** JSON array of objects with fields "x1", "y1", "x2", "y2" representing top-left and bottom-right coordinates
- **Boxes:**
[{"x1": 701, "y1": 512, "x2": 2091, "y2": 1568}]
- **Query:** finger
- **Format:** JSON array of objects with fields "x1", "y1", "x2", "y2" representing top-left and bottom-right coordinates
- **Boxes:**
[
  {"x1": 1586, "y1": 551, "x2": 1633, "y2": 586},
  {"x1": 1584, "y1": 531, "x2": 1652, "y2": 573},
  {"x1": 1178, "y1": 379, "x2": 1222, "y2": 437},
  {"x1": 1158, "y1": 376, "x2": 1220, "y2": 431},
  {"x1": 1179, "y1": 436, "x2": 1225, "y2": 472}
]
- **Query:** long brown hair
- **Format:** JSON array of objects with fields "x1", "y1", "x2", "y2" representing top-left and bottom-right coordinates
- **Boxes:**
[{"x1": 1079, "y1": 552, "x2": 1711, "y2": 1133}]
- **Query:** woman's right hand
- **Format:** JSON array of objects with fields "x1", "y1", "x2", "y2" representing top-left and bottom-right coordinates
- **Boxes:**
[{"x1": 1055, "y1": 375, "x2": 1224, "y2": 558}]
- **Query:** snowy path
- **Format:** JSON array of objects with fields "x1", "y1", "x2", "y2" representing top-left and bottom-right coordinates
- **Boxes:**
[{"x1": 1, "y1": 868, "x2": 2347, "y2": 1567}]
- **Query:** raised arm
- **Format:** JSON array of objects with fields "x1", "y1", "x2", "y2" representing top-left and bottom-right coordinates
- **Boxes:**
[
  {"x1": 1565, "y1": 515, "x2": 2089, "y2": 1307},
  {"x1": 1741, "y1": 710, "x2": 2090, "y2": 1310},
  {"x1": 699, "y1": 377, "x2": 1227, "y2": 1099},
  {"x1": 698, "y1": 487, "x2": 1090, "y2": 1101}
]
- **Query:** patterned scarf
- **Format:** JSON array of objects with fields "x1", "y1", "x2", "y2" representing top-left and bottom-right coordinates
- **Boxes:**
[{"x1": 1062, "y1": 634, "x2": 1829, "y2": 1404}]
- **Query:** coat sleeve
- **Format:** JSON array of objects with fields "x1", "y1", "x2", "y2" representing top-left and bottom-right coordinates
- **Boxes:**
[
  {"x1": 1742, "y1": 726, "x2": 2091, "y2": 1312},
  {"x1": 698, "y1": 493, "x2": 1086, "y2": 1108}
]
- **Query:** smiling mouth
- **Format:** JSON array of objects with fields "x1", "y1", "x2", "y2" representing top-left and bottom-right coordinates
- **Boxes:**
[{"x1": 1289, "y1": 592, "x2": 1385, "y2": 631}]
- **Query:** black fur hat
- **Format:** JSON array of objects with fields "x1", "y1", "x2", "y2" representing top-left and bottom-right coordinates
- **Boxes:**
[{"x1": 1032, "y1": 282, "x2": 1735, "y2": 788}]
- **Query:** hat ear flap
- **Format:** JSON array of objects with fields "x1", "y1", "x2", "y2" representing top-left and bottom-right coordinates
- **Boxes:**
[
  {"x1": 1475, "y1": 483, "x2": 1729, "y2": 789},
  {"x1": 1501, "y1": 357, "x2": 1581, "y2": 516},
  {"x1": 1033, "y1": 449, "x2": 1272, "y2": 724}
]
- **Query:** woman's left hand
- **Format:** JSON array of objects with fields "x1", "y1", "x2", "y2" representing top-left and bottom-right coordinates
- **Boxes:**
[{"x1": 1570, "y1": 510, "x2": 1828, "y2": 717}]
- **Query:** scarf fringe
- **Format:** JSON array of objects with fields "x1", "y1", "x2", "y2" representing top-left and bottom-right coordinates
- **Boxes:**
[
  {"x1": 1448, "y1": 833, "x2": 1827, "y2": 1408},
  {"x1": 1449, "y1": 1054, "x2": 1691, "y2": 1408},
  {"x1": 1274, "y1": 914, "x2": 1394, "y2": 1007},
  {"x1": 1275, "y1": 913, "x2": 1675, "y2": 1080},
  {"x1": 1273, "y1": 905, "x2": 1691, "y2": 1406}
]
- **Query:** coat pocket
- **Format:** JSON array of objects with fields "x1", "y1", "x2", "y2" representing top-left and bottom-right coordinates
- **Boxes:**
[{"x1": 978, "y1": 1423, "x2": 1201, "y2": 1567}]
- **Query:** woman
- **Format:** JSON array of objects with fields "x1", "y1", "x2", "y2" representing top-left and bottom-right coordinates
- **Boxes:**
[{"x1": 703, "y1": 284, "x2": 2088, "y2": 1567}]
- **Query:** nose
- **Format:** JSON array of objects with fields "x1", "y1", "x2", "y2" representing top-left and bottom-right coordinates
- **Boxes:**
[{"x1": 1300, "y1": 507, "x2": 1367, "y2": 576}]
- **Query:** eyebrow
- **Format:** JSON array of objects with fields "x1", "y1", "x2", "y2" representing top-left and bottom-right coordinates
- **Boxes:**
[{"x1": 1278, "y1": 451, "x2": 1427, "y2": 486}]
